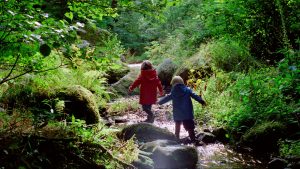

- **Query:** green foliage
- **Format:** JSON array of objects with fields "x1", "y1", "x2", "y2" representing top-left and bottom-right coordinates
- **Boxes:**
[
  {"x1": 193, "y1": 50, "x2": 299, "y2": 142},
  {"x1": 201, "y1": 37, "x2": 259, "y2": 72},
  {"x1": 193, "y1": 71, "x2": 236, "y2": 126},
  {"x1": 0, "y1": 0, "x2": 77, "y2": 84},
  {"x1": 111, "y1": 0, "x2": 184, "y2": 57},
  {"x1": 107, "y1": 99, "x2": 139, "y2": 116},
  {"x1": 279, "y1": 140, "x2": 300, "y2": 158},
  {"x1": 0, "y1": 114, "x2": 138, "y2": 169},
  {"x1": 199, "y1": 0, "x2": 299, "y2": 63},
  {"x1": 0, "y1": 54, "x2": 110, "y2": 126},
  {"x1": 140, "y1": 0, "x2": 207, "y2": 64}
]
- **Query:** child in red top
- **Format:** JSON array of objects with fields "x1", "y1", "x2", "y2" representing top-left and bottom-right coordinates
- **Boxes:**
[{"x1": 128, "y1": 60, "x2": 163, "y2": 123}]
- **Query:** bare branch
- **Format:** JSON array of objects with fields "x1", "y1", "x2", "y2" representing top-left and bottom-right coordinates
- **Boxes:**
[
  {"x1": 0, "y1": 53, "x2": 21, "y2": 84},
  {"x1": 0, "y1": 68, "x2": 33, "y2": 84},
  {"x1": 0, "y1": 55, "x2": 66, "y2": 85}
]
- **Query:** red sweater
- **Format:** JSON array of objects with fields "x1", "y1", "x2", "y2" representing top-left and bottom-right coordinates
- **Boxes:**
[{"x1": 129, "y1": 69, "x2": 163, "y2": 105}]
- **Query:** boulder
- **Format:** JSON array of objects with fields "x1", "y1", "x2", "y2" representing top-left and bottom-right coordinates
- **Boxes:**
[
  {"x1": 212, "y1": 127, "x2": 229, "y2": 143},
  {"x1": 240, "y1": 121, "x2": 286, "y2": 153},
  {"x1": 105, "y1": 63, "x2": 130, "y2": 84},
  {"x1": 110, "y1": 65, "x2": 140, "y2": 96},
  {"x1": 57, "y1": 85, "x2": 101, "y2": 124},
  {"x1": 197, "y1": 132, "x2": 216, "y2": 144},
  {"x1": 132, "y1": 150, "x2": 154, "y2": 169},
  {"x1": 118, "y1": 123, "x2": 178, "y2": 143},
  {"x1": 268, "y1": 158, "x2": 288, "y2": 169},
  {"x1": 157, "y1": 59, "x2": 177, "y2": 86},
  {"x1": 290, "y1": 161, "x2": 300, "y2": 169},
  {"x1": 140, "y1": 140, "x2": 178, "y2": 152},
  {"x1": 140, "y1": 140, "x2": 198, "y2": 169},
  {"x1": 175, "y1": 55, "x2": 213, "y2": 83}
]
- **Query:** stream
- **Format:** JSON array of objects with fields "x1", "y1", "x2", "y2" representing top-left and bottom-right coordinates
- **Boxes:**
[
  {"x1": 110, "y1": 96, "x2": 267, "y2": 169},
  {"x1": 111, "y1": 64, "x2": 267, "y2": 168}
]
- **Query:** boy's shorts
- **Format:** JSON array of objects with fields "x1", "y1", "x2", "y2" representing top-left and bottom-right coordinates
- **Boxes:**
[{"x1": 175, "y1": 119, "x2": 195, "y2": 130}]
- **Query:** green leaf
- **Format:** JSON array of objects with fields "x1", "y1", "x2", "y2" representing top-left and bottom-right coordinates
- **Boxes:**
[
  {"x1": 72, "y1": 115, "x2": 75, "y2": 123},
  {"x1": 65, "y1": 12, "x2": 73, "y2": 20}
]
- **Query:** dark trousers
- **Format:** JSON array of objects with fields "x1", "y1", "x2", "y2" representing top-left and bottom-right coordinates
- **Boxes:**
[
  {"x1": 175, "y1": 119, "x2": 196, "y2": 141},
  {"x1": 142, "y1": 104, "x2": 154, "y2": 121}
]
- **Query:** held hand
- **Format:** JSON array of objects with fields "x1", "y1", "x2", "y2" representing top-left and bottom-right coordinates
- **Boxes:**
[
  {"x1": 128, "y1": 88, "x2": 132, "y2": 95},
  {"x1": 159, "y1": 91, "x2": 164, "y2": 97}
]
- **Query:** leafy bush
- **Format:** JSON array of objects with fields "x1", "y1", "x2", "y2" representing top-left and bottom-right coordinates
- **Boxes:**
[
  {"x1": 144, "y1": 35, "x2": 193, "y2": 65},
  {"x1": 0, "y1": 54, "x2": 112, "y2": 126},
  {"x1": 279, "y1": 140, "x2": 300, "y2": 158},
  {"x1": 199, "y1": 0, "x2": 299, "y2": 63},
  {"x1": 0, "y1": 113, "x2": 138, "y2": 169},
  {"x1": 199, "y1": 37, "x2": 259, "y2": 72},
  {"x1": 193, "y1": 71, "x2": 237, "y2": 126},
  {"x1": 192, "y1": 54, "x2": 299, "y2": 144}
]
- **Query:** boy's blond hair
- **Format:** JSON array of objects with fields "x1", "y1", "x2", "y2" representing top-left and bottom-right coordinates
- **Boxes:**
[
  {"x1": 171, "y1": 76, "x2": 184, "y2": 86},
  {"x1": 141, "y1": 60, "x2": 153, "y2": 70}
]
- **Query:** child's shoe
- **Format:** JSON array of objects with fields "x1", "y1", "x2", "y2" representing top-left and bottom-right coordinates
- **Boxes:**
[
  {"x1": 143, "y1": 117, "x2": 154, "y2": 123},
  {"x1": 193, "y1": 140, "x2": 204, "y2": 146}
]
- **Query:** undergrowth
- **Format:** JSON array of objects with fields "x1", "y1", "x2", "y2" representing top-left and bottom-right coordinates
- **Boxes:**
[
  {"x1": 0, "y1": 112, "x2": 138, "y2": 169},
  {"x1": 107, "y1": 99, "x2": 139, "y2": 116}
]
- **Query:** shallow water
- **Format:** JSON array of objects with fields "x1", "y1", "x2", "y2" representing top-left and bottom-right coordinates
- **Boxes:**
[
  {"x1": 197, "y1": 143, "x2": 266, "y2": 169},
  {"x1": 114, "y1": 103, "x2": 267, "y2": 169}
]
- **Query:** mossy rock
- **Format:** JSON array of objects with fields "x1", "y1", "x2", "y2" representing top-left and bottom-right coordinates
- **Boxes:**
[
  {"x1": 157, "y1": 59, "x2": 178, "y2": 86},
  {"x1": 152, "y1": 144, "x2": 198, "y2": 169},
  {"x1": 110, "y1": 65, "x2": 140, "y2": 96},
  {"x1": 140, "y1": 140, "x2": 179, "y2": 152},
  {"x1": 132, "y1": 150, "x2": 154, "y2": 169},
  {"x1": 118, "y1": 123, "x2": 178, "y2": 143},
  {"x1": 57, "y1": 85, "x2": 101, "y2": 124},
  {"x1": 139, "y1": 140, "x2": 198, "y2": 169},
  {"x1": 241, "y1": 121, "x2": 286, "y2": 153},
  {"x1": 175, "y1": 55, "x2": 213, "y2": 83},
  {"x1": 105, "y1": 63, "x2": 130, "y2": 84}
]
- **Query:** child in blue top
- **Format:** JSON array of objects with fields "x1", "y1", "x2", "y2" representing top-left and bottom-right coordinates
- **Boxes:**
[{"x1": 158, "y1": 76, "x2": 206, "y2": 143}]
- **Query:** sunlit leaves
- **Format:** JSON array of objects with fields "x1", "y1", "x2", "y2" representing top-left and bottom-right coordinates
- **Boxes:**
[
  {"x1": 67, "y1": 1, "x2": 119, "y2": 21},
  {"x1": 64, "y1": 12, "x2": 73, "y2": 21}
]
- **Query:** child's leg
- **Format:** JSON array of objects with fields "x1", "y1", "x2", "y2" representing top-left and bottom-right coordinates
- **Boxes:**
[
  {"x1": 175, "y1": 121, "x2": 181, "y2": 139},
  {"x1": 142, "y1": 104, "x2": 154, "y2": 123},
  {"x1": 183, "y1": 119, "x2": 196, "y2": 142},
  {"x1": 188, "y1": 129, "x2": 196, "y2": 142}
]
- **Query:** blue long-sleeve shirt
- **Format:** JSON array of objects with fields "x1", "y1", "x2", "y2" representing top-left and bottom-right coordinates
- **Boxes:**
[{"x1": 158, "y1": 84, "x2": 205, "y2": 121}]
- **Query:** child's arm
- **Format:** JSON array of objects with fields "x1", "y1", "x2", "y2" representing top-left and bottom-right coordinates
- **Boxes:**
[
  {"x1": 189, "y1": 88, "x2": 206, "y2": 106},
  {"x1": 128, "y1": 76, "x2": 142, "y2": 93},
  {"x1": 157, "y1": 79, "x2": 164, "y2": 96},
  {"x1": 158, "y1": 94, "x2": 172, "y2": 105}
]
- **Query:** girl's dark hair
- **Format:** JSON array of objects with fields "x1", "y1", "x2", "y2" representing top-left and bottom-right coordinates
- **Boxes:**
[{"x1": 141, "y1": 60, "x2": 153, "y2": 70}]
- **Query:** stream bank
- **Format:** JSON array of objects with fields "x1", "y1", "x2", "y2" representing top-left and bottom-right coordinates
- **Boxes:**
[
  {"x1": 107, "y1": 96, "x2": 267, "y2": 169},
  {"x1": 107, "y1": 63, "x2": 270, "y2": 168}
]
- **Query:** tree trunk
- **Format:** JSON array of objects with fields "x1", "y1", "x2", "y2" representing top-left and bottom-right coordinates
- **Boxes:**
[{"x1": 111, "y1": 0, "x2": 117, "y2": 8}]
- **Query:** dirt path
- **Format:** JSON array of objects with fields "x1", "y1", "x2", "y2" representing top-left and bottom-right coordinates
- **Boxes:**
[{"x1": 112, "y1": 96, "x2": 190, "y2": 138}]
